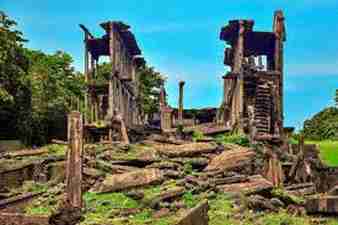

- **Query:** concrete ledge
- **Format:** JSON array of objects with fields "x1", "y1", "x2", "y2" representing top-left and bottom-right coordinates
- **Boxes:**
[{"x1": 0, "y1": 213, "x2": 49, "y2": 225}]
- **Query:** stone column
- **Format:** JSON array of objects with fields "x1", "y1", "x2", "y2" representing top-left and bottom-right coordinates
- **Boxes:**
[
  {"x1": 108, "y1": 22, "x2": 115, "y2": 120},
  {"x1": 273, "y1": 10, "x2": 286, "y2": 134},
  {"x1": 233, "y1": 20, "x2": 246, "y2": 133},
  {"x1": 83, "y1": 34, "x2": 89, "y2": 125},
  {"x1": 178, "y1": 81, "x2": 185, "y2": 125},
  {"x1": 66, "y1": 111, "x2": 83, "y2": 208}
]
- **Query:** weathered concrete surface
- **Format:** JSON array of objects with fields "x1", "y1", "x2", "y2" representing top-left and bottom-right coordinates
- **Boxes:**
[
  {"x1": 306, "y1": 196, "x2": 338, "y2": 214},
  {"x1": 0, "y1": 160, "x2": 36, "y2": 189},
  {"x1": 205, "y1": 146, "x2": 255, "y2": 171},
  {"x1": 158, "y1": 142, "x2": 220, "y2": 158},
  {"x1": 0, "y1": 192, "x2": 44, "y2": 213},
  {"x1": 175, "y1": 200, "x2": 209, "y2": 225},
  {"x1": 91, "y1": 168, "x2": 163, "y2": 193},
  {"x1": 4, "y1": 149, "x2": 49, "y2": 158},
  {"x1": 217, "y1": 175, "x2": 273, "y2": 195},
  {"x1": 0, "y1": 213, "x2": 49, "y2": 225},
  {"x1": 149, "y1": 187, "x2": 185, "y2": 208},
  {"x1": 66, "y1": 111, "x2": 83, "y2": 208}
]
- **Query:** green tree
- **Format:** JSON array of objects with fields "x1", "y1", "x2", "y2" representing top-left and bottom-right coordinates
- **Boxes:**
[
  {"x1": 137, "y1": 66, "x2": 165, "y2": 117},
  {"x1": 303, "y1": 107, "x2": 338, "y2": 141},
  {"x1": 0, "y1": 11, "x2": 31, "y2": 141},
  {"x1": 25, "y1": 49, "x2": 85, "y2": 145}
]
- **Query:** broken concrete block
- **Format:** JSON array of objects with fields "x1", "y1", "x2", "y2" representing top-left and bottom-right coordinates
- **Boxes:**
[
  {"x1": 204, "y1": 146, "x2": 255, "y2": 172},
  {"x1": 217, "y1": 175, "x2": 273, "y2": 195},
  {"x1": 328, "y1": 185, "x2": 338, "y2": 196},
  {"x1": 285, "y1": 182, "x2": 316, "y2": 196},
  {"x1": 0, "y1": 213, "x2": 49, "y2": 225},
  {"x1": 90, "y1": 168, "x2": 163, "y2": 193},
  {"x1": 148, "y1": 187, "x2": 185, "y2": 208},
  {"x1": 306, "y1": 196, "x2": 338, "y2": 214},
  {"x1": 158, "y1": 142, "x2": 220, "y2": 158},
  {"x1": 175, "y1": 200, "x2": 209, "y2": 225}
]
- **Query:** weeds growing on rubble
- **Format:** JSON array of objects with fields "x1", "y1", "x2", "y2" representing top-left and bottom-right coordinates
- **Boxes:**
[{"x1": 215, "y1": 133, "x2": 250, "y2": 147}]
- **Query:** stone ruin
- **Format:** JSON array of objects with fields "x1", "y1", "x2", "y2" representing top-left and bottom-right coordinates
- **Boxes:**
[
  {"x1": 218, "y1": 10, "x2": 285, "y2": 142},
  {"x1": 158, "y1": 12, "x2": 286, "y2": 140},
  {"x1": 79, "y1": 21, "x2": 146, "y2": 143},
  {"x1": 1, "y1": 10, "x2": 338, "y2": 225}
]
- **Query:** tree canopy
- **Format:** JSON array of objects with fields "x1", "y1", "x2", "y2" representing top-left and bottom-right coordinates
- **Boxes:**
[
  {"x1": 0, "y1": 12, "x2": 84, "y2": 145},
  {"x1": 137, "y1": 66, "x2": 165, "y2": 116},
  {"x1": 303, "y1": 107, "x2": 338, "y2": 141},
  {"x1": 0, "y1": 12, "x2": 165, "y2": 145}
]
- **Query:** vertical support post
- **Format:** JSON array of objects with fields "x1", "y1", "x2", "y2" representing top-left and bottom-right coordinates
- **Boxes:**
[
  {"x1": 108, "y1": 22, "x2": 116, "y2": 141},
  {"x1": 298, "y1": 134, "x2": 304, "y2": 155},
  {"x1": 233, "y1": 20, "x2": 246, "y2": 132},
  {"x1": 108, "y1": 22, "x2": 115, "y2": 119},
  {"x1": 66, "y1": 111, "x2": 83, "y2": 208},
  {"x1": 84, "y1": 34, "x2": 89, "y2": 125},
  {"x1": 178, "y1": 80, "x2": 185, "y2": 125},
  {"x1": 273, "y1": 10, "x2": 286, "y2": 135}
]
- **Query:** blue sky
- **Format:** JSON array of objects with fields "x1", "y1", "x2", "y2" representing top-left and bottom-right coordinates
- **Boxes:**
[{"x1": 2, "y1": 0, "x2": 338, "y2": 129}]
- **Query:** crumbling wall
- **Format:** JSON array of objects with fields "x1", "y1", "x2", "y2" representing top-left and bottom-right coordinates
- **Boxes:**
[{"x1": 219, "y1": 11, "x2": 286, "y2": 140}]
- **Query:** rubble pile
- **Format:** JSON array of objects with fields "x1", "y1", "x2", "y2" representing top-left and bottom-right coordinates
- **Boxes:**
[{"x1": 1, "y1": 131, "x2": 338, "y2": 225}]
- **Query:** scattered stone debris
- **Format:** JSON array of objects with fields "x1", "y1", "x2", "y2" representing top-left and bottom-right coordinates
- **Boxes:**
[
  {"x1": 204, "y1": 146, "x2": 255, "y2": 172},
  {"x1": 1, "y1": 10, "x2": 338, "y2": 225},
  {"x1": 175, "y1": 201, "x2": 209, "y2": 225},
  {"x1": 91, "y1": 168, "x2": 164, "y2": 193}
]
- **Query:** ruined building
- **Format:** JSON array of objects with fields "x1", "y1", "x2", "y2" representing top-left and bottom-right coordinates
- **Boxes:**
[
  {"x1": 219, "y1": 11, "x2": 286, "y2": 141},
  {"x1": 80, "y1": 21, "x2": 145, "y2": 141}
]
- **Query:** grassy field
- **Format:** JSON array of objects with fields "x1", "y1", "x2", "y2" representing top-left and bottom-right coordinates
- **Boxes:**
[{"x1": 306, "y1": 140, "x2": 338, "y2": 167}]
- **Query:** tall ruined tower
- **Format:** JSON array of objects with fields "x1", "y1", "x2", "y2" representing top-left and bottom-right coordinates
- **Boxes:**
[{"x1": 219, "y1": 10, "x2": 286, "y2": 141}]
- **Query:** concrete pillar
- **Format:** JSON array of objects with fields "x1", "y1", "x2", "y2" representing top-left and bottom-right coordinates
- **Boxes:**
[
  {"x1": 178, "y1": 81, "x2": 185, "y2": 125},
  {"x1": 108, "y1": 22, "x2": 115, "y2": 120},
  {"x1": 83, "y1": 35, "x2": 89, "y2": 125},
  {"x1": 234, "y1": 20, "x2": 245, "y2": 132},
  {"x1": 273, "y1": 10, "x2": 286, "y2": 133},
  {"x1": 66, "y1": 111, "x2": 83, "y2": 208}
]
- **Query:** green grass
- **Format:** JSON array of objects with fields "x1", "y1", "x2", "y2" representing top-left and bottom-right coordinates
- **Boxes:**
[
  {"x1": 208, "y1": 193, "x2": 315, "y2": 225},
  {"x1": 81, "y1": 191, "x2": 176, "y2": 225},
  {"x1": 306, "y1": 140, "x2": 338, "y2": 167},
  {"x1": 47, "y1": 144, "x2": 67, "y2": 157},
  {"x1": 81, "y1": 192, "x2": 140, "y2": 225},
  {"x1": 182, "y1": 191, "x2": 201, "y2": 208},
  {"x1": 192, "y1": 130, "x2": 205, "y2": 142},
  {"x1": 209, "y1": 193, "x2": 237, "y2": 225},
  {"x1": 215, "y1": 134, "x2": 250, "y2": 147}
]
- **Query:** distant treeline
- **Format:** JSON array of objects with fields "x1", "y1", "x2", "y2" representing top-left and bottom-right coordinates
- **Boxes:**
[{"x1": 302, "y1": 90, "x2": 338, "y2": 141}]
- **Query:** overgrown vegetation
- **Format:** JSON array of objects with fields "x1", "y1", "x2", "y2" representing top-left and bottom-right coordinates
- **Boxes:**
[
  {"x1": 137, "y1": 66, "x2": 165, "y2": 119},
  {"x1": 0, "y1": 12, "x2": 166, "y2": 146},
  {"x1": 215, "y1": 133, "x2": 250, "y2": 147},
  {"x1": 192, "y1": 130, "x2": 204, "y2": 142},
  {"x1": 81, "y1": 191, "x2": 176, "y2": 225},
  {"x1": 24, "y1": 184, "x2": 63, "y2": 216},
  {"x1": 0, "y1": 11, "x2": 85, "y2": 145}
]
